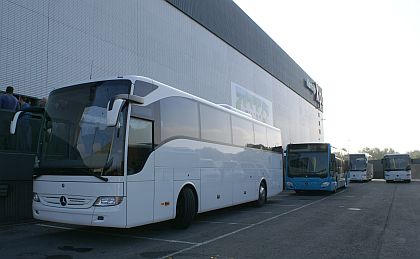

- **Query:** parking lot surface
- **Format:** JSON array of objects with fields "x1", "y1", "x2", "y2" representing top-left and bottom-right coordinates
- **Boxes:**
[{"x1": 1, "y1": 180, "x2": 419, "y2": 259}]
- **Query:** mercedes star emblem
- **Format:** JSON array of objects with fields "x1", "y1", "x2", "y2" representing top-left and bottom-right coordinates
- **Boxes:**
[{"x1": 60, "y1": 196, "x2": 67, "y2": 206}]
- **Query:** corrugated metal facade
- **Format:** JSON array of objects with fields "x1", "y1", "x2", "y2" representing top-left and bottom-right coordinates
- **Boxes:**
[
  {"x1": 0, "y1": 0, "x2": 323, "y2": 144},
  {"x1": 166, "y1": 0, "x2": 322, "y2": 110}
]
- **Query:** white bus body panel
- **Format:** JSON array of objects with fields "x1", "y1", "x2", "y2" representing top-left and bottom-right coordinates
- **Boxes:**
[
  {"x1": 126, "y1": 153, "x2": 155, "y2": 227},
  {"x1": 33, "y1": 176, "x2": 126, "y2": 228},
  {"x1": 154, "y1": 139, "x2": 282, "y2": 215},
  {"x1": 384, "y1": 170, "x2": 411, "y2": 181}
]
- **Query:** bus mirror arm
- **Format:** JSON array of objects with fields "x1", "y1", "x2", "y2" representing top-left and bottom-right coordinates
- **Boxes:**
[
  {"x1": 106, "y1": 94, "x2": 145, "y2": 127},
  {"x1": 10, "y1": 107, "x2": 45, "y2": 134},
  {"x1": 10, "y1": 111, "x2": 24, "y2": 134}
]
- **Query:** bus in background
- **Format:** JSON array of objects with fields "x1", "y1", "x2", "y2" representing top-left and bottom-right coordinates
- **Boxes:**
[
  {"x1": 382, "y1": 154, "x2": 412, "y2": 183},
  {"x1": 285, "y1": 143, "x2": 348, "y2": 193},
  {"x1": 348, "y1": 153, "x2": 373, "y2": 182},
  {"x1": 10, "y1": 75, "x2": 283, "y2": 229}
]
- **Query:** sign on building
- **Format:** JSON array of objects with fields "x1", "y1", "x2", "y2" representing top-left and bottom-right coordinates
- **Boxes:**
[{"x1": 231, "y1": 82, "x2": 273, "y2": 125}]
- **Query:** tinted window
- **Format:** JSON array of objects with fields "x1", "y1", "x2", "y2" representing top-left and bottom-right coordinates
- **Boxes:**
[
  {"x1": 287, "y1": 151, "x2": 328, "y2": 178},
  {"x1": 253, "y1": 123, "x2": 267, "y2": 149},
  {"x1": 127, "y1": 118, "x2": 153, "y2": 175},
  {"x1": 134, "y1": 80, "x2": 158, "y2": 96},
  {"x1": 200, "y1": 104, "x2": 231, "y2": 144},
  {"x1": 232, "y1": 115, "x2": 253, "y2": 147},
  {"x1": 160, "y1": 97, "x2": 199, "y2": 141}
]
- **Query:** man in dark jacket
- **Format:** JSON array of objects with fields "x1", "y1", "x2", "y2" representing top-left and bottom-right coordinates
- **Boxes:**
[{"x1": 0, "y1": 86, "x2": 18, "y2": 111}]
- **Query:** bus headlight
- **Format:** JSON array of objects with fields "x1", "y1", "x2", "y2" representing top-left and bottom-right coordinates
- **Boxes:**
[
  {"x1": 33, "y1": 193, "x2": 40, "y2": 202},
  {"x1": 286, "y1": 182, "x2": 294, "y2": 188},
  {"x1": 321, "y1": 182, "x2": 330, "y2": 187},
  {"x1": 94, "y1": 196, "x2": 123, "y2": 207}
]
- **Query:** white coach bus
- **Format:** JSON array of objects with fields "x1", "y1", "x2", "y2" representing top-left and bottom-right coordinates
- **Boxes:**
[
  {"x1": 382, "y1": 154, "x2": 412, "y2": 183},
  {"x1": 11, "y1": 76, "x2": 283, "y2": 228},
  {"x1": 348, "y1": 153, "x2": 373, "y2": 182}
]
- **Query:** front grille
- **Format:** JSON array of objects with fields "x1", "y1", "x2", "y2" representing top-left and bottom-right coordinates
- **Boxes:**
[{"x1": 40, "y1": 195, "x2": 95, "y2": 209}]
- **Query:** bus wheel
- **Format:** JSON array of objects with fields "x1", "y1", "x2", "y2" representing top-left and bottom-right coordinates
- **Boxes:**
[
  {"x1": 256, "y1": 182, "x2": 267, "y2": 207},
  {"x1": 173, "y1": 187, "x2": 196, "y2": 229}
]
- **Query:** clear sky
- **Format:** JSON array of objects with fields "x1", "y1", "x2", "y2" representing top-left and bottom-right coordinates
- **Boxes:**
[{"x1": 233, "y1": 0, "x2": 420, "y2": 154}]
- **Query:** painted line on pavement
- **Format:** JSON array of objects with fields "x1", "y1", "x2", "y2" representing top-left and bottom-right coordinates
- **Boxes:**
[
  {"x1": 198, "y1": 220, "x2": 251, "y2": 226},
  {"x1": 158, "y1": 191, "x2": 341, "y2": 259},
  {"x1": 37, "y1": 223, "x2": 198, "y2": 245}
]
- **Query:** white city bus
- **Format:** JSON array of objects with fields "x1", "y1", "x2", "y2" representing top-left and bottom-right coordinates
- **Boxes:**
[
  {"x1": 382, "y1": 154, "x2": 412, "y2": 183},
  {"x1": 348, "y1": 153, "x2": 373, "y2": 182},
  {"x1": 11, "y1": 76, "x2": 283, "y2": 228}
]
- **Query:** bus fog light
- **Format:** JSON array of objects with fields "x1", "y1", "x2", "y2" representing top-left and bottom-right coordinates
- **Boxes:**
[
  {"x1": 33, "y1": 193, "x2": 40, "y2": 202},
  {"x1": 94, "y1": 196, "x2": 123, "y2": 206},
  {"x1": 321, "y1": 182, "x2": 330, "y2": 187}
]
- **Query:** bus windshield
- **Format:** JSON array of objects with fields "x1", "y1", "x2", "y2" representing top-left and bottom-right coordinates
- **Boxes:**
[
  {"x1": 36, "y1": 80, "x2": 131, "y2": 177},
  {"x1": 349, "y1": 155, "x2": 367, "y2": 171},
  {"x1": 287, "y1": 151, "x2": 328, "y2": 178},
  {"x1": 383, "y1": 155, "x2": 410, "y2": 171}
]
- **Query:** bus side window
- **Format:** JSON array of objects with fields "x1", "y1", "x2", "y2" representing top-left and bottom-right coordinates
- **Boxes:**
[
  {"x1": 127, "y1": 118, "x2": 153, "y2": 175},
  {"x1": 330, "y1": 154, "x2": 336, "y2": 176}
]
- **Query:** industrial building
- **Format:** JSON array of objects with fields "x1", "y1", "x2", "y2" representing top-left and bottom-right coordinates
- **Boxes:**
[{"x1": 0, "y1": 0, "x2": 323, "y2": 144}]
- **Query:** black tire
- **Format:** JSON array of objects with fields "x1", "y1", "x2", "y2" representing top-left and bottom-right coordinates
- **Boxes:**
[
  {"x1": 295, "y1": 190, "x2": 303, "y2": 195},
  {"x1": 255, "y1": 182, "x2": 267, "y2": 207},
  {"x1": 173, "y1": 187, "x2": 196, "y2": 229},
  {"x1": 386, "y1": 180, "x2": 391, "y2": 183}
]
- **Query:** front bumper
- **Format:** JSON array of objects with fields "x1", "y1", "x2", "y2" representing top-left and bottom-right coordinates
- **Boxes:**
[{"x1": 33, "y1": 198, "x2": 127, "y2": 228}]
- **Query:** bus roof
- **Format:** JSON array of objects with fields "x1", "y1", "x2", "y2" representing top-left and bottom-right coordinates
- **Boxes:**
[{"x1": 49, "y1": 75, "x2": 281, "y2": 132}]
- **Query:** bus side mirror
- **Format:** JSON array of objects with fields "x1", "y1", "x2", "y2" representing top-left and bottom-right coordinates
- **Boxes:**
[
  {"x1": 106, "y1": 99, "x2": 125, "y2": 127},
  {"x1": 10, "y1": 111, "x2": 24, "y2": 134},
  {"x1": 107, "y1": 94, "x2": 145, "y2": 127}
]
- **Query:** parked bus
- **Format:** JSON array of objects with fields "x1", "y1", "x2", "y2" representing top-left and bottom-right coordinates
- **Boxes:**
[
  {"x1": 382, "y1": 154, "x2": 412, "y2": 183},
  {"x1": 285, "y1": 143, "x2": 348, "y2": 193},
  {"x1": 348, "y1": 153, "x2": 373, "y2": 182},
  {"x1": 10, "y1": 76, "x2": 283, "y2": 228}
]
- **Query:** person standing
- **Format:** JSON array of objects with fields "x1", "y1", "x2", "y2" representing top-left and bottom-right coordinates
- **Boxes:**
[
  {"x1": 0, "y1": 86, "x2": 18, "y2": 150},
  {"x1": 0, "y1": 86, "x2": 18, "y2": 111},
  {"x1": 18, "y1": 95, "x2": 30, "y2": 110},
  {"x1": 17, "y1": 95, "x2": 32, "y2": 152}
]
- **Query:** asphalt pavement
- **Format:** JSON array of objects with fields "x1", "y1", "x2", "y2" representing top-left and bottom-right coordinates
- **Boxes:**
[{"x1": 0, "y1": 180, "x2": 419, "y2": 259}]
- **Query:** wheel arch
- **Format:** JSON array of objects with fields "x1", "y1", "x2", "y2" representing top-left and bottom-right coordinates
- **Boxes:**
[{"x1": 174, "y1": 181, "x2": 199, "y2": 215}]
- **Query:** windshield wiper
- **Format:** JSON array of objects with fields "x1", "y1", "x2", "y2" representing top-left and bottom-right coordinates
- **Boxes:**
[
  {"x1": 88, "y1": 170, "x2": 109, "y2": 182},
  {"x1": 32, "y1": 167, "x2": 108, "y2": 182}
]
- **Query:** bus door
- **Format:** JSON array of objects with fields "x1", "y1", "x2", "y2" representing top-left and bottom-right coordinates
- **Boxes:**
[{"x1": 329, "y1": 154, "x2": 337, "y2": 186}]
